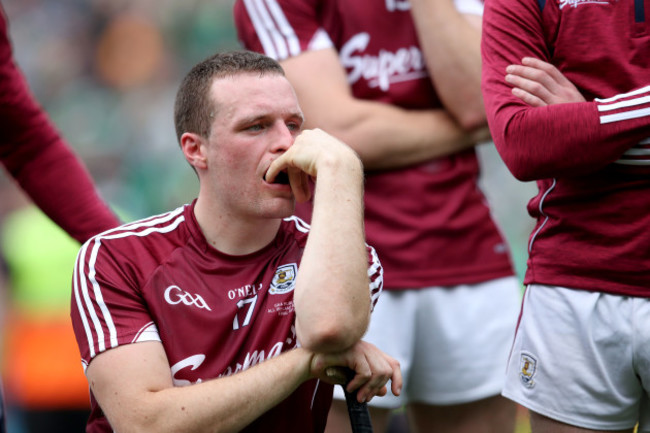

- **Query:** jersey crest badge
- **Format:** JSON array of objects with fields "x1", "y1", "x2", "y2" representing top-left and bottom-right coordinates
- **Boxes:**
[
  {"x1": 519, "y1": 352, "x2": 537, "y2": 388},
  {"x1": 269, "y1": 263, "x2": 297, "y2": 295}
]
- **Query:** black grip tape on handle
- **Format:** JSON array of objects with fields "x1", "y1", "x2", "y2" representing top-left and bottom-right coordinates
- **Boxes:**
[{"x1": 341, "y1": 368, "x2": 374, "y2": 433}]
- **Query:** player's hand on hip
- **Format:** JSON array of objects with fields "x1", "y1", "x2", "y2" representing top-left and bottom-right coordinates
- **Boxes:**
[
  {"x1": 505, "y1": 57, "x2": 585, "y2": 107},
  {"x1": 266, "y1": 128, "x2": 362, "y2": 203},
  {"x1": 310, "y1": 340, "x2": 402, "y2": 403}
]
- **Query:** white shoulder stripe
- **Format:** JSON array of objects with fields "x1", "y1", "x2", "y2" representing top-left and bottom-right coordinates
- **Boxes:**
[
  {"x1": 264, "y1": 0, "x2": 301, "y2": 56},
  {"x1": 73, "y1": 242, "x2": 99, "y2": 358},
  {"x1": 115, "y1": 206, "x2": 185, "y2": 234},
  {"x1": 243, "y1": 0, "x2": 300, "y2": 60},
  {"x1": 100, "y1": 215, "x2": 185, "y2": 242},
  {"x1": 75, "y1": 212, "x2": 185, "y2": 359},
  {"x1": 244, "y1": 0, "x2": 284, "y2": 59}
]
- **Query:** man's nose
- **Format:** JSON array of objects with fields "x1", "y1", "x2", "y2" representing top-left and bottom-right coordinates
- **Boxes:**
[{"x1": 270, "y1": 123, "x2": 294, "y2": 152}]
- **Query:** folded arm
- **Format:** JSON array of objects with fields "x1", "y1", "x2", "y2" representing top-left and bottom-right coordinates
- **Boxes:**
[
  {"x1": 0, "y1": 16, "x2": 119, "y2": 242},
  {"x1": 481, "y1": 0, "x2": 650, "y2": 181},
  {"x1": 409, "y1": 0, "x2": 486, "y2": 130},
  {"x1": 280, "y1": 49, "x2": 482, "y2": 171}
]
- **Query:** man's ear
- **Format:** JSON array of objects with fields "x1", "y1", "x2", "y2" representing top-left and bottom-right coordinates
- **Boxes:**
[{"x1": 180, "y1": 132, "x2": 208, "y2": 170}]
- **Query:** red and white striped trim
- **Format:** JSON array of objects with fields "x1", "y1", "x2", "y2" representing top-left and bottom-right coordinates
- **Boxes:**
[
  {"x1": 596, "y1": 85, "x2": 650, "y2": 125},
  {"x1": 367, "y1": 244, "x2": 383, "y2": 310},
  {"x1": 615, "y1": 137, "x2": 650, "y2": 165},
  {"x1": 242, "y1": 0, "x2": 301, "y2": 60},
  {"x1": 73, "y1": 206, "x2": 186, "y2": 359},
  {"x1": 596, "y1": 86, "x2": 650, "y2": 165}
]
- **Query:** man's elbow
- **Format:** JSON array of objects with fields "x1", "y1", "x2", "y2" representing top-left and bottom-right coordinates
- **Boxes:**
[
  {"x1": 298, "y1": 317, "x2": 368, "y2": 353},
  {"x1": 458, "y1": 108, "x2": 488, "y2": 133}
]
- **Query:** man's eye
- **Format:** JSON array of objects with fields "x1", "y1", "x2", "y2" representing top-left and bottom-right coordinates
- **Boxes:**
[
  {"x1": 287, "y1": 122, "x2": 300, "y2": 131},
  {"x1": 247, "y1": 124, "x2": 263, "y2": 131}
]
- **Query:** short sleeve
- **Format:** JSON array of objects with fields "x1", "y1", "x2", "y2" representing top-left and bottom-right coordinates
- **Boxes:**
[{"x1": 71, "y1": 236, "x2": 157, "y2": 366}]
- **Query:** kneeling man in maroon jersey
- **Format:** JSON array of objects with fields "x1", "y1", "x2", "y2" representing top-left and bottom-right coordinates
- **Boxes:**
[{"x1": 70, "y1": 50, "x2": 401, "y2": 433}]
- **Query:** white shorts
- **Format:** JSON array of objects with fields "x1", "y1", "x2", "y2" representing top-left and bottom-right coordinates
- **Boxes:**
[
  {"x1": 333, "y1": 276, "x2": 522, "y2": 408},
  {"x1": 503, "y1": 284, "x2": 650, "y2": 431}
]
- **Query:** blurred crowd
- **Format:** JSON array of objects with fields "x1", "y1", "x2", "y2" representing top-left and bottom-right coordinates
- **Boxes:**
[{"x1": 2, "y1": 0, "x2": 241, "y2": 218}]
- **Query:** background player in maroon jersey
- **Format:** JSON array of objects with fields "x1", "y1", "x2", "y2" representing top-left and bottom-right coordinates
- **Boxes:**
[
  {"x1": 0, "y1": 6, "x2": 119, "y2": 245},
  {"x1": 234, "y1": 0, "x2": 522, "y2": 432},
  {"x1": 481, "y1": 0, "x2": 650, "y2": 431},
  {"x1": 70, "y1": 50, "x2": 401, "y2": 433},
  {"x1": 0, "y1": 4, "x2": 120, "y2": 432}
]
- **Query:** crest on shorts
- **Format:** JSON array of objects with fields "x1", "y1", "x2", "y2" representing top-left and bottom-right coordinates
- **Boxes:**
[
  {"x1": 269, "y1": 263, "x2": 297, "y2": 295},
  {"x1": 519, "y1": 352, "x2": 537, "y2": 388}
]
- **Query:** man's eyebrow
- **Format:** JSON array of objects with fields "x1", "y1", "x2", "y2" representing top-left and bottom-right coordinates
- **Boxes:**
[
  {"x1": 291, "y1": 112, "x2": 305, "y2": 123},
  {"x1": 237, "y1": 111, "x2": 304, "y2": 126},
  {"x1": 239, "y1": 114, "x2": 268, "y2": 124}
]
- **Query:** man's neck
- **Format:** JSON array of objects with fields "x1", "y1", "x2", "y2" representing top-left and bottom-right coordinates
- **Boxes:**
[{"x1": 193, "y1": 198, "x2": 282, "y2": 256}]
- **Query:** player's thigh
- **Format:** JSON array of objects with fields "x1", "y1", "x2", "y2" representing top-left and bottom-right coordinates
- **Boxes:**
[
  {"x1": 503, "y1": 285, "x2": 645, "y2": 431},
  {"x1": 529, "y1": 411, "x2": 634, "y2": 433},
  {"x1": 408, "y1": 276, "x2": 521, "y2": 405},
  {"x1": 333, "y1": 290, "x2": 417, "y2": 409},
  {"x1": 407, "y1": 395, "x2": 516, "y2": 433}
]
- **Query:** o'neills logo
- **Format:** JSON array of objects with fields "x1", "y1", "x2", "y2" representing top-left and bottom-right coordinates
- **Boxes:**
[
  {"x1": 558, "y1": 0, "x2": 610, "y2": 9},
  {"x1": 340, "y1": 33, "x2": 427, "y2": 91}
]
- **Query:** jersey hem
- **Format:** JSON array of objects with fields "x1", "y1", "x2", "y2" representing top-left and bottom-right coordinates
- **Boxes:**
[
  {"x1": 523, "y1": 269, "x2": 650, "y2": 298},
  {"x1": 383, "y1": 266, "x2": 514, "y2": 290}
]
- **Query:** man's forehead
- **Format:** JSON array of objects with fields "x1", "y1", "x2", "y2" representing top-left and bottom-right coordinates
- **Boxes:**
[{"x1": 211, "y1": 73, "x2": 302, "y2": 120}]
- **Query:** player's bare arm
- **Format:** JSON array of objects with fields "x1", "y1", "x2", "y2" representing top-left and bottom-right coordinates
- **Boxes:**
[
  {"x1": 87, "y1": 338, "x2": 400, "y2": 433},
  {"x1": 269, "y1": 128, "x2": 371, "y2": 353},
  {"x1": 409, "y1": 0, "x2": 486, "y2": 130},
  {"x1": 280, "y1": 49, "x2": 480, "y2": 170},
  {"x1": 85, "y1": 341, "x2": 315, "y2": 433},
  {"x1": 505, "y1": 57, "x2": 586, "y2": 107}
]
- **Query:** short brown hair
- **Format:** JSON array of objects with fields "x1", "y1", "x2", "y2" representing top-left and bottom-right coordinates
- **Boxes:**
[{"x1": 173, "y1": 50, "x2": 285, "y2": 143}]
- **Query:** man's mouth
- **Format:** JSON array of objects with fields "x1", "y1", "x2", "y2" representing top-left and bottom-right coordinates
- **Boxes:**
[{"x1": 266, "y1": 170, "x2": 290, "y2": 185}]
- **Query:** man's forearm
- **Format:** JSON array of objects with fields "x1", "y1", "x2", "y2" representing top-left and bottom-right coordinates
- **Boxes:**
[
  {"x1": 315, "y1": 104, "x2": 481, "y2": 170},
  {"x1": 90, "y1": 345, "x2": 314, "y2": 433},
  {"x1": 280, "y1": 50, "x2": 480, "y2": 172},
  {"x1": 294, "y1": 142, "x2": 370, "y2": 353}
]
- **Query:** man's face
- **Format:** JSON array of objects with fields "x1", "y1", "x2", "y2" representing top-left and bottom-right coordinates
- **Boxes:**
[{"x1": 202, "y1": 73, "x2": 304, "y2": 221}]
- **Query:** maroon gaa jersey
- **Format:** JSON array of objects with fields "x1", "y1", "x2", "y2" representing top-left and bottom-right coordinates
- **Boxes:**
[
  {"x1": 482, "y1": 0, "x2": 650, "y2": 296},
  {"x1": 0, "y1": 6, "x2": 119, "y2": 243},
  {"x1": 71, "y1": 201, "x2": 383, "y2": 433},
  {"x1": 234, "y1": 0, "x2": 515, "y2": 290}
]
